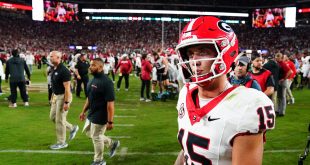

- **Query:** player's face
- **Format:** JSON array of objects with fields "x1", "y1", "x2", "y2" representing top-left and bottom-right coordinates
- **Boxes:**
[
  {"x1": 252, "y1": 57, "x2": 263, "y2": 69},
  {"x1": 186, "y1": 44, "x2": 217, "y2": 76},
  {"x1": 89, "y1": 61, "x2": 102, "y2": 74},
  {"x1": 234, "y1": 62, "x2": 247, "y2": 77}
]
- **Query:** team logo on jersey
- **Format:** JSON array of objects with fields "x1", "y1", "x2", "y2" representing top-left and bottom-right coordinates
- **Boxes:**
[{"x1": 178, "y1": 103, "x2": 185, "y2": 119}]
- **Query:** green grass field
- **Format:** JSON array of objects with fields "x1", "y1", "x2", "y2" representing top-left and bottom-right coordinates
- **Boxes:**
[{"x1": 0, "y1": 66, "x2": 309, "y2": 165}]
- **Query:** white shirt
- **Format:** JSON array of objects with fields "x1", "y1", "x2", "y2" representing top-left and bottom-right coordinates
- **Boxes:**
[
  {"x1": 25, "y1": 54, "x2": 34, "y2": 65},
  {"x1": 0, "y1": 60, "x2": 4, "y2": 79}
]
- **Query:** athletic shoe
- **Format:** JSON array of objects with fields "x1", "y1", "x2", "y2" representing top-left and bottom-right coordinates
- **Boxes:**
[
  {"x1": 50, "y1": 143, "x2": 68, "y2": 150},
  {"x1": 9, "y1": 103, "x2": 17, "y2": 108},
  {"x1": 69, "y1": 125, "x2": 79, "y2": 141},
  {"x1": 24, "y1": 102, "x2": 29, "y2": 106},
  {"x1": 139, "y1": 98, "x2": 145, "y2": 101},
  {"x1": 90, "y1": 160, "x2": 106, "y2": 165},
  {"x1": 125, "y1": 88, "x2": 128, "y2": 91},
  {"x1": 110, "y1": 140, "x2": 120, "y2": 157},
  {"x1": 292, "y1": 98, "x2": 295, "y2": 104},
  {"x1": 145, "y1": 99, "x2": 151, "y2": 102},
  {"x1": 116, "y1": 88, "x2": 120, "y2": 91}
]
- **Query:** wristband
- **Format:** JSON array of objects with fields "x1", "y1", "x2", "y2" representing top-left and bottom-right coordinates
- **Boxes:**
[
  {"x1": 64, "y1": 101, "x2": 70, "y2": 104},
  {"x1": 108, "y1": 121, "x2": 113, "y2": 124}
]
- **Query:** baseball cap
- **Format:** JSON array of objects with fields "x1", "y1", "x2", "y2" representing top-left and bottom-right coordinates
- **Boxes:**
[{"x1": 237, "y1": 56, "x2": 250, "y2": 66}]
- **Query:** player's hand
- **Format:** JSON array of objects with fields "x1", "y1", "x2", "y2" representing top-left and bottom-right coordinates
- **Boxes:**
[
  {"x1": 107, "y1": 123, "x2": 113, "y2": 130},
  {"x1": 77, "y1": 75, "x2": 81, "y2": 80},
  {"x1": 63, "y1": 103, "x2": 70, "y2": 111},
  {"x1": 79, "y1": 112, "x2": 86, "y2": 121}
]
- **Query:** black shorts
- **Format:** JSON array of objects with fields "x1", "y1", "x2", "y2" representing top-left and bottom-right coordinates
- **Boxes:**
[{"x1": 157, "y1": 68, "x2": 168, "y2": 82}]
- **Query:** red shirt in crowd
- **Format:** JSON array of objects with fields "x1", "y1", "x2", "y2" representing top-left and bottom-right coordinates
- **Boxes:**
[
  {"x1": 249, "y1": 68, "x2": 273, "y2": 92},
  {"x1": 116, "y1": 59, "x2": 132, "y2": 74},
  {"x1": 278, "y1": 61, "x2": 292, "y2": 80},
  {"x1": 285, "y1": 60, "x2": 296, "y2": 80},
  {"x1": 141, "y1": 59, "x2": 152, "y2": 80}
]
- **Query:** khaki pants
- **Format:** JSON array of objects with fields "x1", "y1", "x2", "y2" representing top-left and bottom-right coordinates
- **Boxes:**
[
  {"x1": 271, "y1": 91, "x2": 278, "y2": 112},
  {"x1": 84, "y1": 121, "x2": 113, "y2": 162},
  {"x1": 50, "y1": 94, "x2": 73, "y2": 144}
]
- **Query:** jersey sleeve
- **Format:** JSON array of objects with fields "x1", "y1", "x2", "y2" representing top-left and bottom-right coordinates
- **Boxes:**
[{"x1": 236, "y1": 91, "x2": 275, "y2": 134}]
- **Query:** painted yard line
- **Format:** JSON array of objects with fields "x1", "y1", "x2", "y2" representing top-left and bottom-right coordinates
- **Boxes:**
[
  {"x1": 117, "y1": 108, "x2": 137, "y2": 111},
  {"x1": 108, "y1": 136, "x2": 131, "y2": 139},
  {"x1": 114, "y1": 124, "x2": 135, "y2": 127},
  {"x1": 114, "y1": 115, "x2": 137, "y2": 118},
  {"x1": 0, "y1": 149, "x2": 303, "y2": 155}
]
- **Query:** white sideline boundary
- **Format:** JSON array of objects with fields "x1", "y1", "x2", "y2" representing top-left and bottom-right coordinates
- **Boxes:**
[{"x1": 0, "y1": 149, "x2": 303, "y2": 155}]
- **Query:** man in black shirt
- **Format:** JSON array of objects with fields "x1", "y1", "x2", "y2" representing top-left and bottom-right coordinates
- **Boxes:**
[
  {"x1": 5, "y1": 49, "x2": 30, "y2": 108},
  {"x1": 74, "y1": 54, "x2": 90, "y2": 98},
  {"x1": 80, "y1": 58, "x2": 120, "y2": 165},
  {"x1": 49, "y1": 51, "x2": 79, "y2": 150}
]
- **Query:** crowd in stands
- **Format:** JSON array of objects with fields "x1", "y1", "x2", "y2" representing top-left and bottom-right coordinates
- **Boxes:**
[{"x1": 0, "y1": 12, "x2": 309, "y2": 87}]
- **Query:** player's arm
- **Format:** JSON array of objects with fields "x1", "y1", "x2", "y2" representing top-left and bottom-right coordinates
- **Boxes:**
[
  {"x1": 174, "y1": 150, "x2": 185, "y2": 165},
  {"x1": 232, "y1": 133, "x2": 264, "y2": 165}
]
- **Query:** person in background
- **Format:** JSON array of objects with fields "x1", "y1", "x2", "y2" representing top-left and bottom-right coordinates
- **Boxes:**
[
  {"x1": 263, "y1": 54, "x2": 280, "y2": 115},
  {"x1": 115, "y1": 54, "x2": 133, "y2": 91},
  {"x1": 25, "y1": 51, "x2": 35, "y2": 74},
  {"x1": 275, "y1": 52, "x2": 292, "y2": 117},
  {"x1": 75, "y1": 54, "x2": 90, "y2": 98},
  {"x1": 5, "y1": 49, "x2": 30, "y2": 108},
  {"x1": 140, "y1": 53, "x2": 152, "y2": 102},
  {"x1": 250, "y1": 52, "x2": 275, "y2": 97},
  {"x1": 229, "y1": 55, "x2": 261, "y2": 91},
  {"x1": 284, "y1": 54, "x2": 297, "y2": 104},
  {"x1": 0, "y1": 59, "x2": 4, "y2": 95},
  {"x1": 49, "y1": 51, "x2": 79, "y2": 150},
  {"x1": 80, "y1": 58, "x2": 120, "y2": 165}
]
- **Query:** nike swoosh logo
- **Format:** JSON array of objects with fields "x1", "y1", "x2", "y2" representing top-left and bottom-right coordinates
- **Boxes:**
[{"x1": 208, "y1": 116, "x2": 220, "y2": 121}]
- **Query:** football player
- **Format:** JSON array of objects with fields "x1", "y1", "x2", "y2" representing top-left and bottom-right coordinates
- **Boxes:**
[{"x1": 174, "y1": 16, "x2": 275, "y2": 165}]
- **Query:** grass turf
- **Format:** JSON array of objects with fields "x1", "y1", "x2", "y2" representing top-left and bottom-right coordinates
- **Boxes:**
[{"x1": 0, "y1": 66, "x2": 309, "y2": 165}]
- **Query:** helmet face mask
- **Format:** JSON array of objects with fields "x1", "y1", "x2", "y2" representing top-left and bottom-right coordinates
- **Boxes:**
[{"x1": 176, "y1": 16, "x2": 238, "y2": 85}]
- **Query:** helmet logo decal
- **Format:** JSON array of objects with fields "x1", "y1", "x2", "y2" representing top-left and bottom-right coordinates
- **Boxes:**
[
  {"x1": 220, "y1": 40, "x2": 228, "y2": 47},
  {"x1": 218, "y1": 21, "x2": 232, "y2": 33},
  {"x1": 219, "y1": 63, "x2": 225, "y2": 70}
]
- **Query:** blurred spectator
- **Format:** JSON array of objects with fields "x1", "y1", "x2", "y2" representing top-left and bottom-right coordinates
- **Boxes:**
[
  {"x1": 229, "y1": 56, "x2": 261, "y2": 91},
  {"x1": 74, "y1": 54, "x2": 90, "y2": 98},
  {"x1": 25, "y1": 51, "x2": 35, "y2": 74},
  {"x1": 5, "y1": 49, "x2": 31, "y2": 108},
  {"x1": 263, "y1": 54, "x2": 280, "y2": 114},
  {"x1": 275, "y1": 52, "x2": 292, "y2": 117},
  {"x1": 0, "y1": 59, "x2": 4, "y2": 95},
  {"x1": 284, "y1": 54, "x2": 297, "y2": 104},
  {"x1": 115, "y1": 54, "x2": 133, "y2": 91},
  {"x1": 250, "y1": 52, "x2": 275, "y2": 97},
  {"x1": 140, "y1": 53, "x2": 152, "y2": 102}
]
